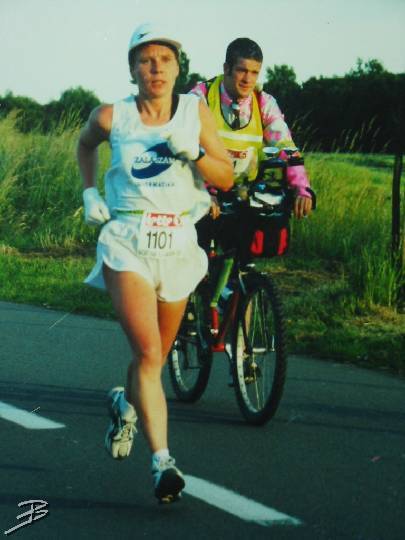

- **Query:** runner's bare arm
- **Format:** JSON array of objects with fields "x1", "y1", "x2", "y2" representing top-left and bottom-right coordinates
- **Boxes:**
[
  {"x1": 195, "y1": 100, "x2": 234, "y2": 191},
  {"x1": 77, "y1": 105, "x2": 112, "y2": 189}
]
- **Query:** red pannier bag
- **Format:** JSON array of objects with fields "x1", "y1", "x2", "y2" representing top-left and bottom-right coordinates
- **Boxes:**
[{"x1": 249, "y1": 212, "x2": 290, "y2": 258}]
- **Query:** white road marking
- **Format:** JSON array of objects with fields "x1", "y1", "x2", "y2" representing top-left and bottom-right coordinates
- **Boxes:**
[
  {"x1": 0, "y1": 401, "x2": 65, "y2": 429},
  {"x1": 184, "y1": 475, "x2": 302, "y2": 527},
  {"x1": 48, "y1": 310, "x2": 72, "y2": 330}
]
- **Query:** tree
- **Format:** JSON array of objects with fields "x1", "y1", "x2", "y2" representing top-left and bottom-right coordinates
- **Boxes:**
[
  {"x1": 174, "y1": 50, "x2": 190, "y2": 94},
  {"x1": 58, "y1": 86, "x2": 100, "y2": 125},
  {"x1": 263, "y1": 64, "x2": 300, "y2": 109},
  {"x1": 184, "y1": 72, "x2": 206, "y2": 93},
  {"x1": 348, "y1": 58, "x2": 387, "y2": 78},
  {"x1": 42, "y1": 86, "x2": 100, "y2": 131},
  {"x1": 0, "y1": 91, "x2": 43, "y2": 132},
  {"x1": 298, "y1": 61, "x2": 404, "y2": 152},
  {"x1": 174, "y1": 50, "x2": 205, "y2": 93},
  {"x1": 59, "y1": 87, "x2": 100, "y2": 114}
]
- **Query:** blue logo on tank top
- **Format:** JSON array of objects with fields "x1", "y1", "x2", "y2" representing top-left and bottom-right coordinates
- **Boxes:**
[{"x1": 131, "y1": 143, "x2": 176, "y2": 179}]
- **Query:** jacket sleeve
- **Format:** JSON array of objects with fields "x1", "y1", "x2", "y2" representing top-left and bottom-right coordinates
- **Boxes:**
[
  {"x1": 188, "y1": 81, "x2": 208, "y2": 103},
  {"x1": 259, "y1": 91, "x2": 311, "y2": 197}
]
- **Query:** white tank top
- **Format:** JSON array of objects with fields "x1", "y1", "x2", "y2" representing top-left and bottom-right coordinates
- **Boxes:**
[{"x1": 105, "y1": 94, "x2": 210, "y2": 223}]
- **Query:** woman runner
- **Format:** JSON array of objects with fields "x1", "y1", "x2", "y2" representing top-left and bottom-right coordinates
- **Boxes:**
[{"x1": 77, "y1": 22, "x2": 233, "y2": 503}]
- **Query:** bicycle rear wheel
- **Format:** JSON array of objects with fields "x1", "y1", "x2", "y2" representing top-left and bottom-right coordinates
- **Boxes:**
[
  {"x1": 232, "y1": 273, "x2": 287, "y2": 425},
  {"x1": 168, "y1": 284, "x2": 212, "y2": 402}
]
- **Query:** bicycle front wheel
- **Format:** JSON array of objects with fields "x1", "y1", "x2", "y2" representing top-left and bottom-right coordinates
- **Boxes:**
[
  {"x1": 232, "y1": 273, "x2": 287, "y2": 425},
  {"x1": 168, "y1": 285, "x2": 212, "y2": 403}
]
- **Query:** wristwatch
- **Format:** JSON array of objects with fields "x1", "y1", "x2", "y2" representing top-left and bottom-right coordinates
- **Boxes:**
[{"x1": 194, "y1": 146, "x2": 206, "y2": 162}]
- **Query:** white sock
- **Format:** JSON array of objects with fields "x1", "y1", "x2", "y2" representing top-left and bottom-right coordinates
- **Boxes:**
[{"x1": 152, "y1": 448, "x2": 170, "y2": 466}]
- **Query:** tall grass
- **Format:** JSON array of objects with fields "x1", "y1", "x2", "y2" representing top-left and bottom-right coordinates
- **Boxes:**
[
  {"x1": 0, "y1": 114, "x2": 109, "y2": 251},
  {"x1": 0, "y1": 115, "x2": 402, "y2": 309},
  {"x1": 291, "y1": 152, "x2": 403, "y2": 307}
]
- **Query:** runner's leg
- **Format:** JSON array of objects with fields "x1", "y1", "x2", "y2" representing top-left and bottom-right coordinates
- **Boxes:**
[{"x1": 103, "y1": 264, "x2": 187, "y2": 453}]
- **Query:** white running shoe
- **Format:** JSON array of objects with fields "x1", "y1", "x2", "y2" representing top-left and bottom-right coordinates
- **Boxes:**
[
  {"x1": 105, "y1": 386, "x2": 137, "y2": 460},
  {"x1": 152, "y1": 456, "x2": 185, "y2": 503}
]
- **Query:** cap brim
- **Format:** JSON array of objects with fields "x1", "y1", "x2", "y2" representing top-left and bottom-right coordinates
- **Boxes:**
[{"x1": 130, "y1": 37, "x2": 181, "y2": 53}]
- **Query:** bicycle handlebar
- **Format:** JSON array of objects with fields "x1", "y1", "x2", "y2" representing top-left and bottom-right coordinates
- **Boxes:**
[
  {"x1": 257, "y1": 146, "x2": 304, "y2": 178},
  {"x1": 216, "y1": 146, "x2": 316, "y2": 216}
]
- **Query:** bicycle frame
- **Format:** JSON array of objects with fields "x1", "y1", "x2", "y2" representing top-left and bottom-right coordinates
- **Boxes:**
[
  {"x1": 169, "y1": 146, "x2": 315, "y2": 421},
  {"x1": 210, "y1": 286, "x2": 240, "y2": 353},
  {"x1": 198, "y1": 146, "x2": 316, "y2": 356},
  {"x1": 203, "y1": 248, "x2": 245, "y2": 354}
]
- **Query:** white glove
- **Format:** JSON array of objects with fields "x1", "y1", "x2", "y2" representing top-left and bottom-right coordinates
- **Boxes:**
[
  {"x1": 165, "y1": 130, "x2": 199, "y2": 161},
  {"x1": 83, "y1": 187, "x2": 111, "y2": 225}
]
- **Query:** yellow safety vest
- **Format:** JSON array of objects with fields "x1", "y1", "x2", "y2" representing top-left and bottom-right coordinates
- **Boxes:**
[{"x1": 207, "y1": 75, "x2": 263, "y2": 182}]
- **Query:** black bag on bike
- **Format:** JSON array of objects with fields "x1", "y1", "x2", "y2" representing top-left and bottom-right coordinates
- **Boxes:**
[
  {"x1": 202, "y1": 185, "x2": 292, "y2": 262},
  {"x1": 245, "y1": 184, "x2": 292, "y2": 258}
]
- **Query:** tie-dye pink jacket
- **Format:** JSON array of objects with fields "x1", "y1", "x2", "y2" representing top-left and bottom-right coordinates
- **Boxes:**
[{"x1": 190, "y1": 80, "x2": 310, "y2": 197}]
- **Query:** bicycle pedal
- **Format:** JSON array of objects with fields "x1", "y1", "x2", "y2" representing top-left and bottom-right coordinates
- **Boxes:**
[
  {"x1": 252, "y1": 347, "x2": 266, "y2": 354},
  {"x1": 224, "y1": 343, "x2": 232, "y2": 357},
  {"x1": 186, "y1": 330, "x2": 197, "y2": 337},
  {"x1": 179, "y1": 322, "x2": 197, "y2": 337}
]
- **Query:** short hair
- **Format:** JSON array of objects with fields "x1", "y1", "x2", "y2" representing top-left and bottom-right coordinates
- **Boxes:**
[{"x1": 225, "y1": 38, "x2": 263, "y2": 70}]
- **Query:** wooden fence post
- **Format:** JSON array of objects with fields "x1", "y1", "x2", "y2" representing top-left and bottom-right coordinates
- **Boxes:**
[{"x1": 391, "y1": 152, "x2": 403, "y2": 266}]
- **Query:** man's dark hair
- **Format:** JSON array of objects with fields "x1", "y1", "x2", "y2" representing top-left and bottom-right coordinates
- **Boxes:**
[{"x1": 225, "y1": 38, "x2": 263, "y2": 70}]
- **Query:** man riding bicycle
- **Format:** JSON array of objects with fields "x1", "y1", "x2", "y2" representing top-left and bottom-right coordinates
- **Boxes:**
[{"x1": 190, "y1": 37, "x2": 313, "y2": 252}]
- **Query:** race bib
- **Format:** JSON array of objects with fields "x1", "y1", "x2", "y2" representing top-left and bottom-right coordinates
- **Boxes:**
[{"x1": 138, "y1": 212, "x2": 188, "y2": 258}]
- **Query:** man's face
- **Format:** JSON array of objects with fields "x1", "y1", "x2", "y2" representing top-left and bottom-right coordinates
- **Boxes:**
[
  {"x1": 223, "y1": 57, "x2": 262, "y2": 100},
  {"x1": 130, "y1": 43, "x2": 179, "y2": 98}
]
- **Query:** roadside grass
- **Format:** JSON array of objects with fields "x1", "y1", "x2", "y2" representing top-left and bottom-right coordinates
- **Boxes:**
[
  {"x1": 0, "y1": 116, "x2": 403, "y2": 374},
  {"x1": 0, "y1": 249, "x2": 114, "y2": 318},
  {"x1": 265, "y1": 257, "x2": 404, "y2": 376},
  {"x1": 291, "y1": 152, "x2": 403, "y2": 308},
  {"x1": 0, "y1": 114, "x2": 108, "y2": 251}
]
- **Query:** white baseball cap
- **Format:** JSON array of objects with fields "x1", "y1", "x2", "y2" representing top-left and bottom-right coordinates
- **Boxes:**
[{"x1": 128, "y1": 23, "x2": 182, "y2": 55}]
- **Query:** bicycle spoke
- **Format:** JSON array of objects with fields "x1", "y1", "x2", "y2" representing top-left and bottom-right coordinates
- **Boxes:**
[
  {"x1": 168, "y1": 285, "x2": 213, "y2": 402},
  {"x1": 232, "y1": 274, "x2": 287, "y2": 425}
]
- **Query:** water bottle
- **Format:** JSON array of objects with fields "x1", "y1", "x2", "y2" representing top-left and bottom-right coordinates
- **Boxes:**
[{"x1": 218, "y1": 282, "x2": 234, "y2": 314}]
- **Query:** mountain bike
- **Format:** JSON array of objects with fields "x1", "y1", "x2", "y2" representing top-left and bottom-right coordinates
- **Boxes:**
[{"x1": 168, "y1": 147, "x2": 316, "y2": 425}]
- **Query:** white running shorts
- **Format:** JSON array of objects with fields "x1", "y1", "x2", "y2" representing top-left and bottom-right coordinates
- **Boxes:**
[{"x1": 84, "y1": 215, "x2": 208, "y2": 302}]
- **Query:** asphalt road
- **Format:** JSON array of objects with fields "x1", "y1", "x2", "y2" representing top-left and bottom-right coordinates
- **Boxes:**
[{"x1": 1, "y1": 300, "x2": 404, "y2": 540}]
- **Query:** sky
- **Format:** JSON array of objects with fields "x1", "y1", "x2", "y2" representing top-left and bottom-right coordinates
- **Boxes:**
[{"x1": 1, "y1": 0, "x2": 404, "y2": 105}]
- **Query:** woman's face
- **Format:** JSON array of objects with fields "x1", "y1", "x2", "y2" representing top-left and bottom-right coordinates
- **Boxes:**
[{"x1": 131, "y1": 43, "x2": 179, "y2": 98}]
